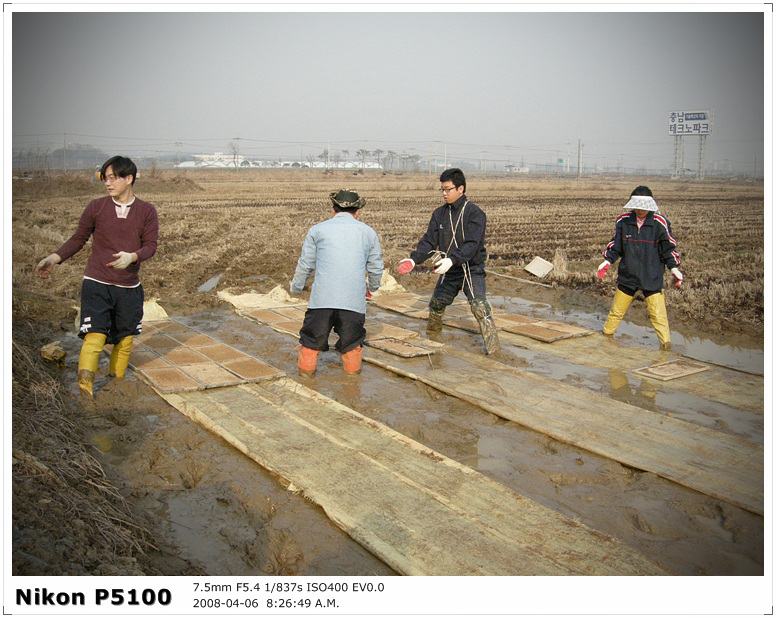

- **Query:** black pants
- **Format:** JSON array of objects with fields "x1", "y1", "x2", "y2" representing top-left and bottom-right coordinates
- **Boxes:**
[
  {"x1": 617, "y1": 283, "x2": 661, "y2": 298},
  {"x1": 78, "y1": 279, "x2": 144, "y2": 344},
  {"x1": 432, "y1": 262, "x2": 488, "y2": 306},
  {"x1": 298, "y1": 308, "x2": 366, "y2": 354}
]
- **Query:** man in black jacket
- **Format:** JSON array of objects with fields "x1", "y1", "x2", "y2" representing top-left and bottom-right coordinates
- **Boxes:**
[{"x1": 396, "y1": 168, "x2": 500, "y2": 355}]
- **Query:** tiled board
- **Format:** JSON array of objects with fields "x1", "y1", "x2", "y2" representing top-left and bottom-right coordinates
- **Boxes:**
[
  {"x1": 633, "y1": 359, "x2": 709, "y2": 382},
  {"x1": 129, "y1": 319, "x2": 284, "y2": 393}
]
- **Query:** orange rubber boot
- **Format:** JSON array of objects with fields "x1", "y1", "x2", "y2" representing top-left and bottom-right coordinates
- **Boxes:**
[
  {"x1": 341, "y1": 346, "x2": 363, "y2": 374},
  {"x1": 297, "y1": 346, "x2": 319, "y2": 378}
]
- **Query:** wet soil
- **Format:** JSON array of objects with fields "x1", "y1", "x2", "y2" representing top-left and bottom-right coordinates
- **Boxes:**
[{"x1": 13, "y1": 268, "x2": 764, "y2": 577}]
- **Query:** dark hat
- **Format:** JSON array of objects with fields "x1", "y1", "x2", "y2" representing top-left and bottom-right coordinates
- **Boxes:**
[{"x1": 329, "y1": 189, "x2": 366, "y2": 209}]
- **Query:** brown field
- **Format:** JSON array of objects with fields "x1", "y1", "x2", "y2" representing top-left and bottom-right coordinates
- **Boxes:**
[
  {"x1": 13, "y1": 169, "x2": 764, "y2": 334},
  {"x1": 10, "y1": 170, "x2": 765, "y2": 577}
]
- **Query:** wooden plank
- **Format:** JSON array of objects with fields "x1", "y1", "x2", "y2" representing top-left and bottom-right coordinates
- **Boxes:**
[
  {"x1": 365, "y1": 337, "x2": 436, "y2": 358},
  {"x1": 503, "y1": 323, "x2": 574, "y2": 342},
  {"x1": 370, "y1": 293, "x2": 763, "y2": 415},
  {"x1": 158, "y1": 379, "x2": 668, "y2": 576},
  {"x1": 364, "y1": 346, "x2": 763, "y2": 516}
]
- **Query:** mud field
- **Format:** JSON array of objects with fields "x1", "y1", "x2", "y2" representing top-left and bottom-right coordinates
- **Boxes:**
[{"x1": 11, "y1": 171, "x2": 765, "y2": 577}]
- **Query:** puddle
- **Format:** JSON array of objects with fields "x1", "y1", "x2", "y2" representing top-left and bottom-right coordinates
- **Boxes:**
[
  {"x1": 140, "y1": 300, "x2": 764, "y2": 576},
  {"x1": 491, "y1": 295, "x2": 764, "y2": 376},
  {"x1": 197, "y1": 273, "x2": 224, "y2": 292}
]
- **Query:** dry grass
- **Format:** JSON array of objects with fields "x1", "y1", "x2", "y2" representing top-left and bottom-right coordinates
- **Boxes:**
[
  {"x1": 13, "y1": 169, "x2": 764, "y2": 333},
  {"x1": 11, "y1": 310, "x2": 154, "y2": 573}
]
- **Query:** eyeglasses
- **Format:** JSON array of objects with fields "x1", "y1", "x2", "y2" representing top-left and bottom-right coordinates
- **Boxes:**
[
  {"x1": 439, "y1": 186, "x2": 459, "y2": 193},
  {"x1": 102, "y1": 174, "x2": 122, "y2": 183}
]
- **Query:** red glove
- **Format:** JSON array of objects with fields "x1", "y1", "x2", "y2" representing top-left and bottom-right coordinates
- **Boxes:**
[
  {"x1": 597, "y1": 261, "x2": 611, "y2": 279},
  {"x1": 366, "y1": 289, "x2": 372, "y2": 299},
  {"x1": 671, "y1": 268, "x2": 683, "y2": 288},
  {"x1": 397, "y1": 258, "x2": 415, "y2": 275}
]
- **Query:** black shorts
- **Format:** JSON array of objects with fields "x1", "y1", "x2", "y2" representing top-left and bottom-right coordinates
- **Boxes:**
[
  {"x1": 78, "y1": 279, "x2": 144, "y2": 344},
  {"x1": 298, "y1": 308, "x2": 366, "y2": 353}
]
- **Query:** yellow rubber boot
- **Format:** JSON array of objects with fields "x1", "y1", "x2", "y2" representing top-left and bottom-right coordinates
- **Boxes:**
[
  {"x1": 78, "y1": 332, "x2": 106, "y2": 397},
  {"x1": 109, "y1": 335, "x2": 133, "y2": 378},
  {"x1": 646, "y1": 292, "x2": 671, "y2": 350},
  {"x1": 603, "y1": 289, "x2": 634, "y2": 336}
]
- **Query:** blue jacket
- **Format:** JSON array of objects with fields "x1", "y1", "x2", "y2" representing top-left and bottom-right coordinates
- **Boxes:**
[{"x1": 291, "y1": 212, "x2": 383, "y2": 314}]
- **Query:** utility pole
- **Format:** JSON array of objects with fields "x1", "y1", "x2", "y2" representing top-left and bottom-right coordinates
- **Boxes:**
[
  {"x1": 63, "y1": 133, "x2": 67, "y2": 171},
  {"x1": 576, "y1": 139, "x2": 582, "y2": 180}
]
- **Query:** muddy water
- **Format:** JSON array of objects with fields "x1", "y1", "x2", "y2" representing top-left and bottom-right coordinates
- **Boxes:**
[
  {"x1": 158, "y1": 297, "x2": 763, "y2": 576},
  {"x1": 74, "y1": 282, "x2": 764, "y2": 576}
]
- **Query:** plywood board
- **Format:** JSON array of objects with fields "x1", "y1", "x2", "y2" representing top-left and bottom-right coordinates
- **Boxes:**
[
  {"x1": 525, "y1": 256, "x2": 554, "y2": 278},
  {"x1": 221, "y1": 357, "x2": 285, "y2": 381},
  {"x1": 493, "y1": 313, "x2": 536, "y2": 327},
  {"x1": 272, "y1": 305, "x2": 308, "y2": 320},
  {"x1": 502, "y1": 323, "x2": 571, "y2": 342},
  {"x1": 170, "y1": 331, "x2": 220, "y2": 347},
  {"x1": 136, "y1": 333, "x2": 180, "y2": 350},
  {"x1": 141, "y1": 366, "x2": 203, "y2": 393},
  {"x1": 181, "y1": 363, "x2": 245, "y2": 388},
  {"x1": 365, "y1": 323, "x2": 419, "y2": 341},
  {"x1": 127, "y1": 349, "x2": 172, "y2": 370},
  {"x1": 365, "y1": 346, "x2": 763, "y2": 516},
  {"x1": 268, "y1": 319, "x2": 305, "y2": 336},
  {"x1": 130, "y1": 319, "x2": 285, "y2": 393},
  {"x1": 160, "y1": 379, "x2": 667, "y2": 575},
  {"x1": 244, "y1": 308, "x2": 288, "y2": 323},
  {"x1": 633, "y1": 359, "x2": 710, "y2": 381},
  {"x1": 365, "y1": 337, "x2": 436, "y2": 358},
  {"x1": 532, "y1": 320, "x2": 594, "y2": 337},
  {"x1": 160, "y1": 347, "x2": 211, "y2": 366},
  {"x1": 196, "y1": 343, "x2": 251, "y2": 362}
]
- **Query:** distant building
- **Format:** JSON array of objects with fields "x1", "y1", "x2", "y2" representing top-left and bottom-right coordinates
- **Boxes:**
[{"x1": 504, "y1": 164, "x2": 530, "y2": 173}]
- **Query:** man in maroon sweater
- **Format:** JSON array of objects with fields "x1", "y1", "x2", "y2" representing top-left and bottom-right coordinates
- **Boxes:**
[{"x1": 36, "y1": 156, "x2": 159, "y2": 397}]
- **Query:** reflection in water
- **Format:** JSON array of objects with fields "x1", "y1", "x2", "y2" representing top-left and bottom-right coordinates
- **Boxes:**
[
  {"x1": 606, "y1": 369, "x2": 658, "y2": 411},
  {"x1": 492, "y1": 295, "x2": 763, "y2": 375}
]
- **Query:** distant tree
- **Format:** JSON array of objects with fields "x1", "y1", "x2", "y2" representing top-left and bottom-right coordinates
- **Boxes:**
[
  {"x1": 373, "y1": 149, "x2": 384, "y2": 169},
  {"x1": 228, "y1": 141, "x2": 241, "y2": 171},
  {"x1": 357, "y1": 148, "x2": 369, "y2": 170}
]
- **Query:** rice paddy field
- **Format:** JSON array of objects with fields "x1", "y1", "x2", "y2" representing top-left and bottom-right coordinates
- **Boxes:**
[
  {"x1": 10, "y1": 169, "x2": 766, "y2": 579},
  {"x1": 13, "y1": 169, "x2": 765, "y2": 334}
]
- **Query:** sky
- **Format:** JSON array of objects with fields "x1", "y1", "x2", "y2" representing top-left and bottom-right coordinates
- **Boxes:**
[{"x1": 9, "y1": 6, "x2": 769, "y2": 175}]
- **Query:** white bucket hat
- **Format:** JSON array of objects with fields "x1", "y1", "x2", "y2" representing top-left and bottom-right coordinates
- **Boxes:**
[{"x1": 623, "y1": 195, "x2": 659, "y2": 212}]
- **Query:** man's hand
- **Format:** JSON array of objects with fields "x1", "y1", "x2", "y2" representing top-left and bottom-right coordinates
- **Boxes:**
[
  {"x1": 432, "y1": 257, "x2": 453, "y2": 275},
  {"x1": 36, "y1": 253, "x2": 61, "y2": 279},
  {"x1": 366, "y1": 289, "x2": 373, "y2": 300},
  {"x1": 597, "y1": 261, "x2": 611, "y2": 279},
  {"x1": 671, "y1": 267, "x2": 684, "y2": 287},
  {"x1": 107, "y1": 251, "x2": 136, "y2": 269},
  {"x1": 396, "y1": 258, "x2": 415, "y2": 275}
]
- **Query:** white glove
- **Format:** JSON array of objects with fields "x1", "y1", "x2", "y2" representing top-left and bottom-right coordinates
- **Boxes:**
[
  {"x1": 36, "y1": 253, "x2": 61, "y2": 279},
  {"x1": 671, "y1": 267, "x2": 684, "y2": 287},
  {"x1": 432, "y1": 257, "x2": 453, "y2": 275},
  {"x1": 108, "y1": 251, "x2": 135, "y2": 269}
]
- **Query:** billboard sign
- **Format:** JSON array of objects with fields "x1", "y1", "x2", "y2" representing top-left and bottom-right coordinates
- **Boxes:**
[{"x1": 669, "y1": 110, "x2": 713, "y2": 136}]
